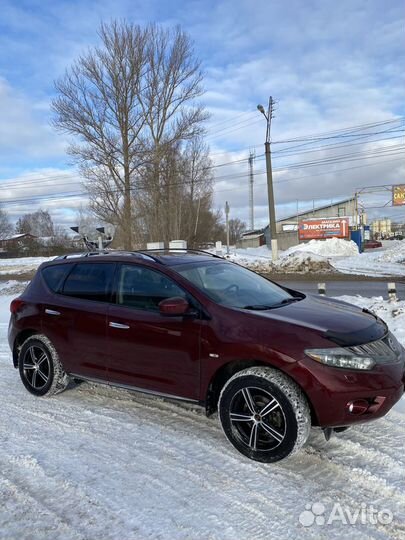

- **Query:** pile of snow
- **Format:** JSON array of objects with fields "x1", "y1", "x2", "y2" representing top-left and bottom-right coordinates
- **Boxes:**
[
  {"x1": 284, "y1": 238, "x2": 359, "y2": 258},
  {"x1": 275, "y1": 252, "x2": 333, "y2": 273},
  {"x1": 375, "y1": 240, "x2": 405, "y2": 264},
  {"x1": 222, "y1": 246, "x2": 274, "y2": 273},
  {"x1": 226, "y1": 245, "x2": 273, "y2": 260}
]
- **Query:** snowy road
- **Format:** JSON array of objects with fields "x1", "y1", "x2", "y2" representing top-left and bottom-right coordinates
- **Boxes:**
[{"x1": 1, "y1": 293, "x2": 404, "y2": 540}]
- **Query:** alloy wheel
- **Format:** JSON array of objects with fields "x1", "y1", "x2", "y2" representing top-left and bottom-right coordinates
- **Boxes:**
[
  {"x1": 229, "y1": 386, "x2": 286, "y2": 451},
  {"x1": 22, "y1": 346, "x2": 51, "y2": 391}
]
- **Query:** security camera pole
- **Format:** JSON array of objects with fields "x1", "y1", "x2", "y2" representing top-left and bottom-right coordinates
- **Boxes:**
[{"x1": 257, "y1": 97, "x2": 278, "y2": 261}]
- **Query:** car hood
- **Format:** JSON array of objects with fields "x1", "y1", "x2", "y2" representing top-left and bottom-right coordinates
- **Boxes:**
[{"x1": 249, "y1": 294, "x2": 387, "y2": 346}]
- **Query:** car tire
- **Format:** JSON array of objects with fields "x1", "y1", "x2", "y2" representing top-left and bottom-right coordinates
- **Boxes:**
[
  {"x1": 218, "y1": 366, "x2": 311, "y2": 463},
  {"x1": 18, "y1": 334, "x2": 69, "y2": 397}
]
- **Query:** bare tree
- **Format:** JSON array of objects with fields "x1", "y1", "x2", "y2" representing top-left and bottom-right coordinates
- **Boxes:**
[
  {"x1": 134, "y1": 137, "x2": 214, "y2": 245},
  {"x1": 0, "y1": 208, "x2": 13, "y2": 240},
  {"x1": 15, "y1": 209, "x2": 54, "y2": 237},
  {"x1": 52, "y1": 21, "x2": 208, "y2": 249},
  {"x1": 229, "y1": 218, "x2": 247, "y2": 245}
]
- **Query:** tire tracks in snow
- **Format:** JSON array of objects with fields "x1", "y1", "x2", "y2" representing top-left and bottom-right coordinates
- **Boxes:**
[{"x1": 3, "y1": 384, "x2": 404, "y2": 539}]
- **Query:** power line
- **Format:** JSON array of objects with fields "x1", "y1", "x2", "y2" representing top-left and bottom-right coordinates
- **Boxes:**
[
  {"x1": 2, "y1": 153, "x2": 403, "y2": 207},
  {"x1": 1, "y1": 117, "x2": 402, "y2": 190}
]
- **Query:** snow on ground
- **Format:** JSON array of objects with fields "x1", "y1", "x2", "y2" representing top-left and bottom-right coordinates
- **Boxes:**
[
  {"x1": 0, "y1": 256, "x2": 54, "y2": 276},
  {"x1": 1, "y1": 241, "x2": 404, "y2": 278},
  {"x1": 0, "y1": 290, "x2": 404, "y2": 539},
  {"x1": 332, "y1": 241, "x2": 405, "y2": 277},
  {"x1": 223, "y1": 246, "x2": 334, "y2": 274},
  {"x1": 284, "y1": 238, "x2": 359, "y2": 258},
  {"x1": 224, "y1": 240, "x2": 405, "y2": 277},
  {"x1": 0, "y1": 280, "x2": 29, "y2": 295}
]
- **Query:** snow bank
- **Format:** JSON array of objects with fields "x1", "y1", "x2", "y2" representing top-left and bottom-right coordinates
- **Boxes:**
[
  {"x1": 332, "y1": 242, "x2": 405, "y2": 278},
  {"x1": 284, "y1": 238, "x2": 359, "y2": 258},
  {"x1": 275, "y1": 252, "x2": 333, "y2": 273},
  {"x1": 375, "y1": 240, "x2": 405, "y2": 264}
]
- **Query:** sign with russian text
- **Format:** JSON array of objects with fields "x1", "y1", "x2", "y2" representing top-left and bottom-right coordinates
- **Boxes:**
[
  {"x1": 392, "y1": 185, "x2": 405, "y2": 206},
  {"x1": 298, "y1": 217, "x2": 350, "y2": 240}
]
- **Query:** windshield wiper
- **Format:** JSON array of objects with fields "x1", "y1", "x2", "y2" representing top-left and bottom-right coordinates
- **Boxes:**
[
  {"x1": 280, "y1": 297, "x2": 301, "y2": 304},
  {"x1": 243, "y1": 304, "x2": 275, "y2": 310}
]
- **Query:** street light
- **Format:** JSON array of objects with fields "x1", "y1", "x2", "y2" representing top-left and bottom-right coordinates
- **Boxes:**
[{"x1": 257, "y1": 97, "x2": 278, "y2": 261}]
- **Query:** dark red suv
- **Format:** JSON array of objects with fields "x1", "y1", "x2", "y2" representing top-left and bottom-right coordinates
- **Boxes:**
[{"x1": 8, "y1": 250, "x2": 405, "y2": 462}]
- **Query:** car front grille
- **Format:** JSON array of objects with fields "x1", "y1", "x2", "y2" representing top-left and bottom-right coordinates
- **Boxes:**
[{"x1": 347, "y1": 334, "x2": 404, "y2": 364}]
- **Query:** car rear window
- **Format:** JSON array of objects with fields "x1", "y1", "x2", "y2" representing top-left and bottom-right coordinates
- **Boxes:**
[
  {"x1": 62, "y1": 262, "x2": 115, "y2": 302},
  {"x1": 42, "y1": 263, "x2": 74, "y2": 292}
]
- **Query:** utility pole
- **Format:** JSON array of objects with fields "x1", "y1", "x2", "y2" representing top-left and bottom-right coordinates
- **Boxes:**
[
  {"x1": 257, "y1": 96, "x2": 278, "y2": 261},
  {"x1": 354, "y1": 191, "x2": 359, "y2": 229},
  {"x1": 225, "y1": 201, "x2": 230, "y2": 255},
  {"x1": 248, "y1": 150, "x2": 255, "y2": 231}
]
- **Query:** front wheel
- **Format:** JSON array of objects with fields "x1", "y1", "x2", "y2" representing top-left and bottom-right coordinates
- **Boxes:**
[
  {"x1": 218, "y1": 367, "x2": 311, "y2": 463},
  {"x1": 18, "y1": 335, "x2": 69, "y2": 397}
]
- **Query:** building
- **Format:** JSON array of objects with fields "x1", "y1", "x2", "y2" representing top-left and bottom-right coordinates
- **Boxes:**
[
  {"x1": 263, "y1": 197, "x2": 357, "y2": 250},
  {"x1": 238, "y1": 231, "x2": 265, "y2": 248},
  {"x1": 0, "y1": 233, "x2": 38, "y2": 257},
  {"x1": 371, "y1": 219, "x2": 392, "y2": 239}
]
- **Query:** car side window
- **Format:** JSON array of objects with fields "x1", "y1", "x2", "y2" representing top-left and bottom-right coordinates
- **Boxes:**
[
  {"x1": 42, "y1": 263, "x2": 74, "y2": 292},
  {"x1": 62, "y1": 263, "x2": 115, "y2": 302},
  {"x1": 117, "y1": 264, "x2": 187, "y2": 312}
]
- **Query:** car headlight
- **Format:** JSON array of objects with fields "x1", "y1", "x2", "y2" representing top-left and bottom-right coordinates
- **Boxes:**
[{"x1": 305, "y1": 348, "x2": 376, "y2": 370}]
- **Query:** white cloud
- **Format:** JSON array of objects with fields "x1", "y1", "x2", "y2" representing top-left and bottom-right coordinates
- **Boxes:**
[{"x1": 0, "y1": 78, "x2": 67, "y2": 165}]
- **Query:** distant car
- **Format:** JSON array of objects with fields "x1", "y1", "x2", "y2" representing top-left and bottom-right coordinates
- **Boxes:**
[
  {"x1": 364, "y1": 240, "x2": 382, "y2": 249},
  {"x1": 8, "y1": 250, "x2": 405, "y2": 463}
]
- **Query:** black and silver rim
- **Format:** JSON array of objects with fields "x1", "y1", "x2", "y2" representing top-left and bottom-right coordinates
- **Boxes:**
[
  {"x1": 229, "y1": 386, "x2": 286, "y2": 451},
  {"x1": 23, "y1": 346, "x2": 51, "y2": 390}
]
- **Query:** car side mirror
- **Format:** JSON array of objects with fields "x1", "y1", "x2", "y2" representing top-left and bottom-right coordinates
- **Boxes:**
[{"x1": 158, "y1": 297, "x2": 191, "y2": 316}]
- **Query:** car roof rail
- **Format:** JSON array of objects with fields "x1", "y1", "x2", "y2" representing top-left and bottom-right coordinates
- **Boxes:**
[
  {"x1": 135, "y1": 248, "x2": 225, "y2": 259},
  {"x1": 54, "y1": 250, "x2": 160, "y2": 262}
]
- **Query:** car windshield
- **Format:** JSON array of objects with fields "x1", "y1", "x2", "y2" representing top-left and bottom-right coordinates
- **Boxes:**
[{"x1": 174, "y1": 261, "x2": 297, "y2": 309}]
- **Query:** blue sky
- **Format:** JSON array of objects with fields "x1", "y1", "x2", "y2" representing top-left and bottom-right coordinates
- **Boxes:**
[{"x1": 0, "y1": 0, "x2": 404, "y2": 228}]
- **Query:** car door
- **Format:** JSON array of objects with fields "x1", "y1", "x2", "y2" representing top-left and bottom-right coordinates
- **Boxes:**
[
  {"x1": 106, "y1": 263, "x2": 202, "y2": 400},
  {"x1": 43, "y1": 261, "x2": 116, "y2": 380}
]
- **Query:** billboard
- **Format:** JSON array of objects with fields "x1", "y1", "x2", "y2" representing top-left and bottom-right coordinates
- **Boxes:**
[
  {"x1": 392, "y1": 185, "x2": 405, "y2": 206},
  {"x1": 298, "y1": 217, "x2": 350, "y2": 241}
]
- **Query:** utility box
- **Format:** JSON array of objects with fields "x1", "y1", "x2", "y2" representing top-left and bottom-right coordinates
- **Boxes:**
[
  {"x1": 169, "y1": 240, "x2": 187, "y2": 251},
  {"x1": 147, "y1": 242, "x2": 164, "y2": 250}
]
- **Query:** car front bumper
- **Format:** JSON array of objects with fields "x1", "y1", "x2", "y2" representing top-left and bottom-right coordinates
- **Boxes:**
[{"x1": 293, "y1": 355, "x2": 405, "y2": 428}]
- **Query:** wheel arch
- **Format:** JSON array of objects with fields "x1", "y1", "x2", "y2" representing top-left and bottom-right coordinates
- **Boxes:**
[
  {"x1": 12, "y1": 329, "x2": 41, "y2": 368},
  {"x1": 204, "y1": 359, "x2": 319, "y2": 425}
]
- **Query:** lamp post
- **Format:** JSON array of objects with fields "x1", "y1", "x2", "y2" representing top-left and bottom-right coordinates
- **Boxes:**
[
  {"x1": 225, "y1": 201, "x2": 230, "y2": 255},
  {"x1": 257, "y1": 97, "x2": 278, "y2": 261}
]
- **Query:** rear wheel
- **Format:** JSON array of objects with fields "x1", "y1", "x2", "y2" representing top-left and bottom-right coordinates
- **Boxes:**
[
  {"x1": 18, "y1": 335, "x2": 69, "y2": 397},
  {"x1": 218, "y1": 367, "x2": 311, "y2": 462}
]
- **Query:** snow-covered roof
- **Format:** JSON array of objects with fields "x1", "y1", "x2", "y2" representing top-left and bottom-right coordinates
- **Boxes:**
[
  {"x1": 1, "y1": 233, "x2": 37, "y2": 241},
  {"x1": 241, "y1": 233, "x2": 264, "y2": 240}
]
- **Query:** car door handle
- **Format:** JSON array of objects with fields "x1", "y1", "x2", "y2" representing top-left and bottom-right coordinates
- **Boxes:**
[
  {"x1": 45, "y1": 309, "x2": 61, "y2": 316},
  {"x1": 109, "y1": 321, "x2": 130, "y2": 329}
]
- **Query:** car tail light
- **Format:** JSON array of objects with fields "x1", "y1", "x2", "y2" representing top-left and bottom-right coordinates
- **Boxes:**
[{"x1": 10, "y1": 298, "x2": 25, "y2": 314}]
